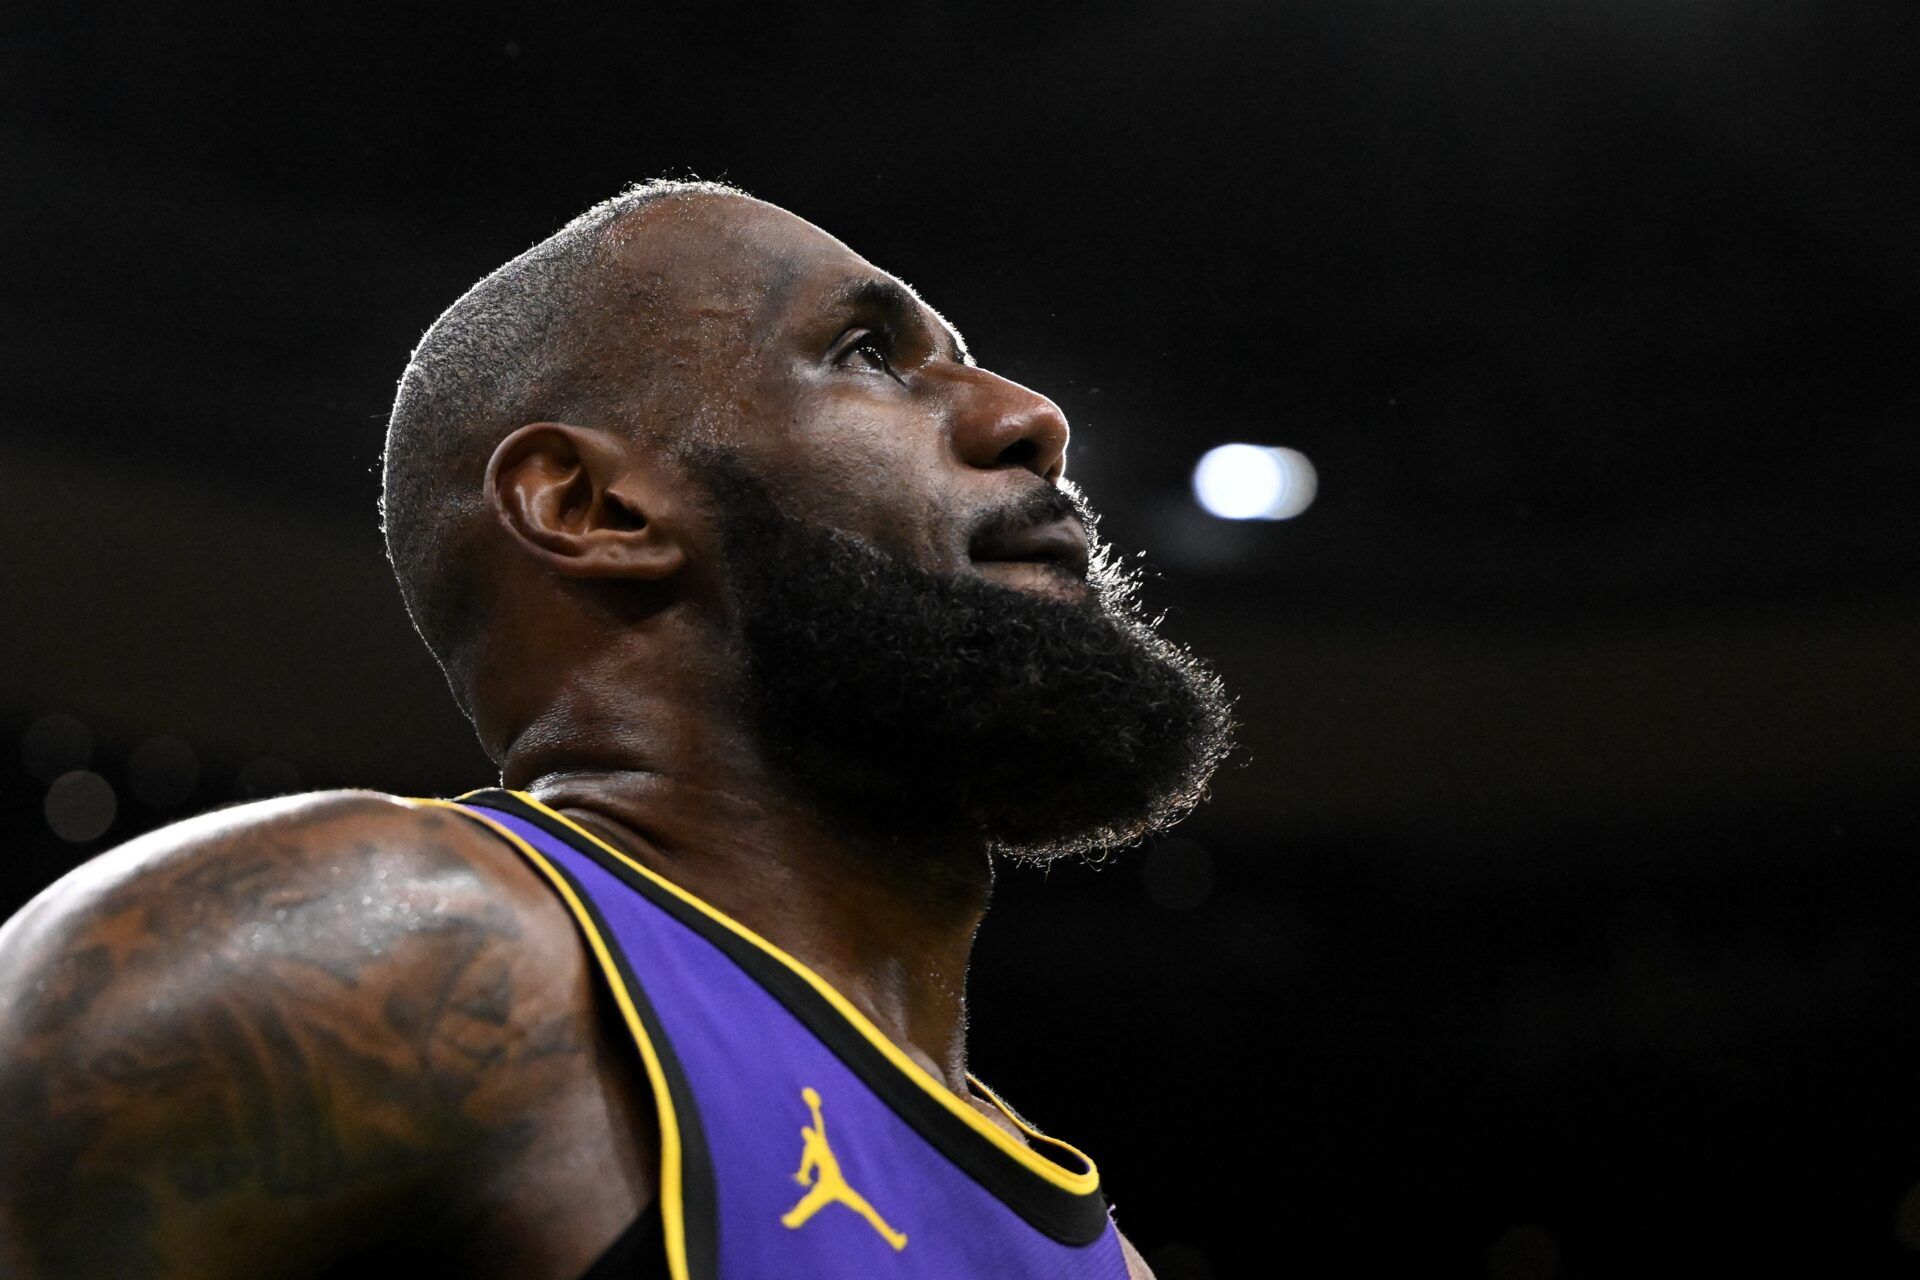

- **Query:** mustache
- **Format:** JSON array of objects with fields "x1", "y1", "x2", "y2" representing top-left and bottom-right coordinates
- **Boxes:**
[{"x1": 964, "y1": 482, "x2": 1090, "y2": 548}]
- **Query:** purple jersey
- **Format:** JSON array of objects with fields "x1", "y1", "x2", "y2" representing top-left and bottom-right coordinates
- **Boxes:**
[{"x1": 437, "y1": 789, "x2": 1131, "y2": 1280}]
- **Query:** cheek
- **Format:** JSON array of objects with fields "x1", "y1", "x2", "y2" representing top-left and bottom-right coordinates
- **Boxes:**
[{"x1": 758, "y1": 393, "x2": 966, "y2": 567}]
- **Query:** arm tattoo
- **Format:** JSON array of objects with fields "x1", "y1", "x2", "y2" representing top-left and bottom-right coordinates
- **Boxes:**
[{"x1": 0, "y1": 802, "x2": 585, "y2": 1279}]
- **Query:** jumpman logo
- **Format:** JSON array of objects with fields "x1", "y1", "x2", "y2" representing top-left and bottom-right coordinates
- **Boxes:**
[{"x1": 779, "y1": 1086, "x2": 909, "y2": 1252}]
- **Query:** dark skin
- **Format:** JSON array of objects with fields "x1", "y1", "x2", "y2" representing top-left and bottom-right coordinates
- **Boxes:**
[{"x1": 0, "y1": 194, "x2": 1155, "y2": 1279}]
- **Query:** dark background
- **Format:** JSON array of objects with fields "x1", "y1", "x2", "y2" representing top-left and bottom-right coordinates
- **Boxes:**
[{"x1": 5, "y1": 2, "x2": 1918, "y2": 1276}]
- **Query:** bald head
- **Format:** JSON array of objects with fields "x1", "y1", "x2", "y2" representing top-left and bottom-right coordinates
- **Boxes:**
[{"x1": 380, "y1": 178, "x2": 748, "y2": 708}]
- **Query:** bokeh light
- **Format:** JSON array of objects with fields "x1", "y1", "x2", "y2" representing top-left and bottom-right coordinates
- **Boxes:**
[
  {"x1": 1488, "y1": 1224, "x2": 1560, "y2": 1280},
  {"x1": 1893, "y1": 1182, "x2": 1920, "y2": 1249},
  {"x1": 1191, "y1": 444, "x2": 1317, "y2": 521},
  {"x1": 45, "y1": 770, "x2": 117, "y2": 843}
]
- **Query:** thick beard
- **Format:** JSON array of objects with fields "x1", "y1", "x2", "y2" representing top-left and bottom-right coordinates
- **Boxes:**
[{"x1": 692, "y1": 453, "x2": 1235, "y2": 864}]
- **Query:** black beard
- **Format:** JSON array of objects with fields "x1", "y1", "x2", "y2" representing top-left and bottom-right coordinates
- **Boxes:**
[{"x1": 692, "y1": 453, "x2": 1235, "y2": 864}]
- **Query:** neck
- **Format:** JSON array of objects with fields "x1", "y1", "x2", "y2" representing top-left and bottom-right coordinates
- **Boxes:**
[{"x1": 505, "y1": 724, "x2": 993, "y2": 1094}]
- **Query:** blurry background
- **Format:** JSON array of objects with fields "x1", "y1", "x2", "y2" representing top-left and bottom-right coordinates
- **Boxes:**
[{"x1": 4, "y1": 2, "x2": 1918, "y2": 1275}]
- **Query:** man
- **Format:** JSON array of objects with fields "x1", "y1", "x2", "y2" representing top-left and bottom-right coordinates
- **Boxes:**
[{"x1": 0, "y1": 181, "x2": 1232, "y2": 1279}]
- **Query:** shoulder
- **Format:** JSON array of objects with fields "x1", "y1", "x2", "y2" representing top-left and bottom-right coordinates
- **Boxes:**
[
  {"x1": 0, "y1": 788, "x2": 579, "y2": 1001},
  {"x1": 0, "y1": 790, "x2": 597, "y2": 1277},
  {"x1": 6, "y1": 788, "x2": 523, "y2": 932}
]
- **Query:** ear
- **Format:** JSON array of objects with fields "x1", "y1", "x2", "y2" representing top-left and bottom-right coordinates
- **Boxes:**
[{"x1": 486, "y1": 422, "x2": 688, "y2": 581}]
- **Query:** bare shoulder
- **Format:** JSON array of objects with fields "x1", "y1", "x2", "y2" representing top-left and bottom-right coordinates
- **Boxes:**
[
  {"x1": 0, "y1": 790, "x2": 597, "y2": 1279},
  {"x1": 0, "y1": 788, "x2": 558, "y2": 950}
]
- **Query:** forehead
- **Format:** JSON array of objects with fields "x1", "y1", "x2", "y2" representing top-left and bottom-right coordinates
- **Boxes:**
[{"x1": 606, "y1": 193, "x2": 964, "y2": 355}]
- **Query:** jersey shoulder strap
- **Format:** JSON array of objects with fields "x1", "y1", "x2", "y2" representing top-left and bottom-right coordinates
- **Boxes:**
[{"x1": 424, "y1": 788, "x2": 1129, "y2": 1280}]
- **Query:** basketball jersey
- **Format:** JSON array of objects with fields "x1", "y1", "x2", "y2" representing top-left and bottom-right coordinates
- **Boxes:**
[{"x1": 431, "y1": 789, "x2": 1131, "y2": 1280}]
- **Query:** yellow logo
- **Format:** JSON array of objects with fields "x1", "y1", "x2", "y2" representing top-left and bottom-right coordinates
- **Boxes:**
[{"x1": 780, "y1": 1086, "x2": 908, "y2": 1252}]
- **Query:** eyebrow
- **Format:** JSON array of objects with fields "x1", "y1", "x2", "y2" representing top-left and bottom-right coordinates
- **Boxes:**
[{"x1": 826, "y1": 276, "x2": 974, "y2": 367}]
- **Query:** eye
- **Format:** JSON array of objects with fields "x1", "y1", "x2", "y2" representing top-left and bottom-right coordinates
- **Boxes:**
[{"x1": 835, "y1": 329, "x2": 894, "y2": 376}]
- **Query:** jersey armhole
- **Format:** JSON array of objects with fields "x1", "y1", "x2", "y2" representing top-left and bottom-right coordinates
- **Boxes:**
[{"x1": 403, "y1": 797, "x2": 704, "y2": 1280}]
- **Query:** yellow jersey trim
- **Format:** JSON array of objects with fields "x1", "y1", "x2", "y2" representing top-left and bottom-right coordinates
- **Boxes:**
[
  {"x1": 496, "y1": 788, "x2": 1104, "y2": 1198},
  {"x1": 968, "y1": 1075, "x2": 1097, "y2": 1173},
  {"x1": 406, "y1": 797, "x2": 693, "y2": 1280}
]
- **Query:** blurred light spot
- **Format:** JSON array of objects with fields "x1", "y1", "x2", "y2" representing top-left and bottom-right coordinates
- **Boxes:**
[
  {"x1": 1489, "y1": 1224, "x2": 1559, "y2": 1280},
  {"x1": 129, "y1": 735, "x2": 200, "y2": 808},
  {"x1": 1192, "y1": 444, "x2": 1317, "y2": 520},
  {"x1": 1894, "y1": 1182, "x2": 1920, "y2": 1248},
  {"x1": 22, "y1": 713, "x2": 93, "y2": 784},
  {"x1": 1146, "y1": 1243, "x2": 1214, "y2": 1280},
  {"x1": 1142, "y1": 838, "x2": 1215, "y2": 911},
  {"x1": 237, "y1": 757, "x2": 301, "y2": 798},
  {"x1": 45, "y1": 771, "x2": 117, "y2": 844}
]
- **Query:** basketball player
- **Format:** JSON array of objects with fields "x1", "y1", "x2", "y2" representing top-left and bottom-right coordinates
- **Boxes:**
[{"x1": 0, "y1": 182, "x2": 1233, "y2": 1278}]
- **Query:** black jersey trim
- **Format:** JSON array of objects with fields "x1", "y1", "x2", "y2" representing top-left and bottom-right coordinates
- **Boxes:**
[
  {"x1": 579, "y1": 1200, "x2": 667, "y2": 1280},
  {"x1": 458, "y1": 788, "x2": 1113, "y2": 1247},
  {"x1": 545, "y1": 855, "x2": 722, "y2": 1279}
]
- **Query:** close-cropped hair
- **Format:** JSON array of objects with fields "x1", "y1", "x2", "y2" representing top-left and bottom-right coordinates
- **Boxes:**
[{"x1": 380, "y1": 178, "x2": 745, "y2": 714}]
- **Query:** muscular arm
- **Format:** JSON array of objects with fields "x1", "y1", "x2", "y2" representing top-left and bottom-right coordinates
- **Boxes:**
[{"x1": 0, "y1": 792, "x2": 643, "y2": 1280}]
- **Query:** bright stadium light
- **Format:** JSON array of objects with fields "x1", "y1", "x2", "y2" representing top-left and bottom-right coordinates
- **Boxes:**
[{"x1": 1192, "y1": 444, "x2": 1318, "y2": 520}]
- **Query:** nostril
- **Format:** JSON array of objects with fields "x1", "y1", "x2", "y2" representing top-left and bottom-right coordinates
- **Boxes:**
[{"x1": 995, "y1": 438, "x2": 1040, "y2": 469}]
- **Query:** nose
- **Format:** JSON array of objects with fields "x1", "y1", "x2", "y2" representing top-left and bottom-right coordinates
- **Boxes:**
[{"x1": 948, "y1": 368, "x2": 1070, "y2": 483}]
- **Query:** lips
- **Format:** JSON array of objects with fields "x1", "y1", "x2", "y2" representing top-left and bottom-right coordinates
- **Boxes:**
[{"x1": 968, "y1": 516, "x2": 1091, "y2": 578}]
